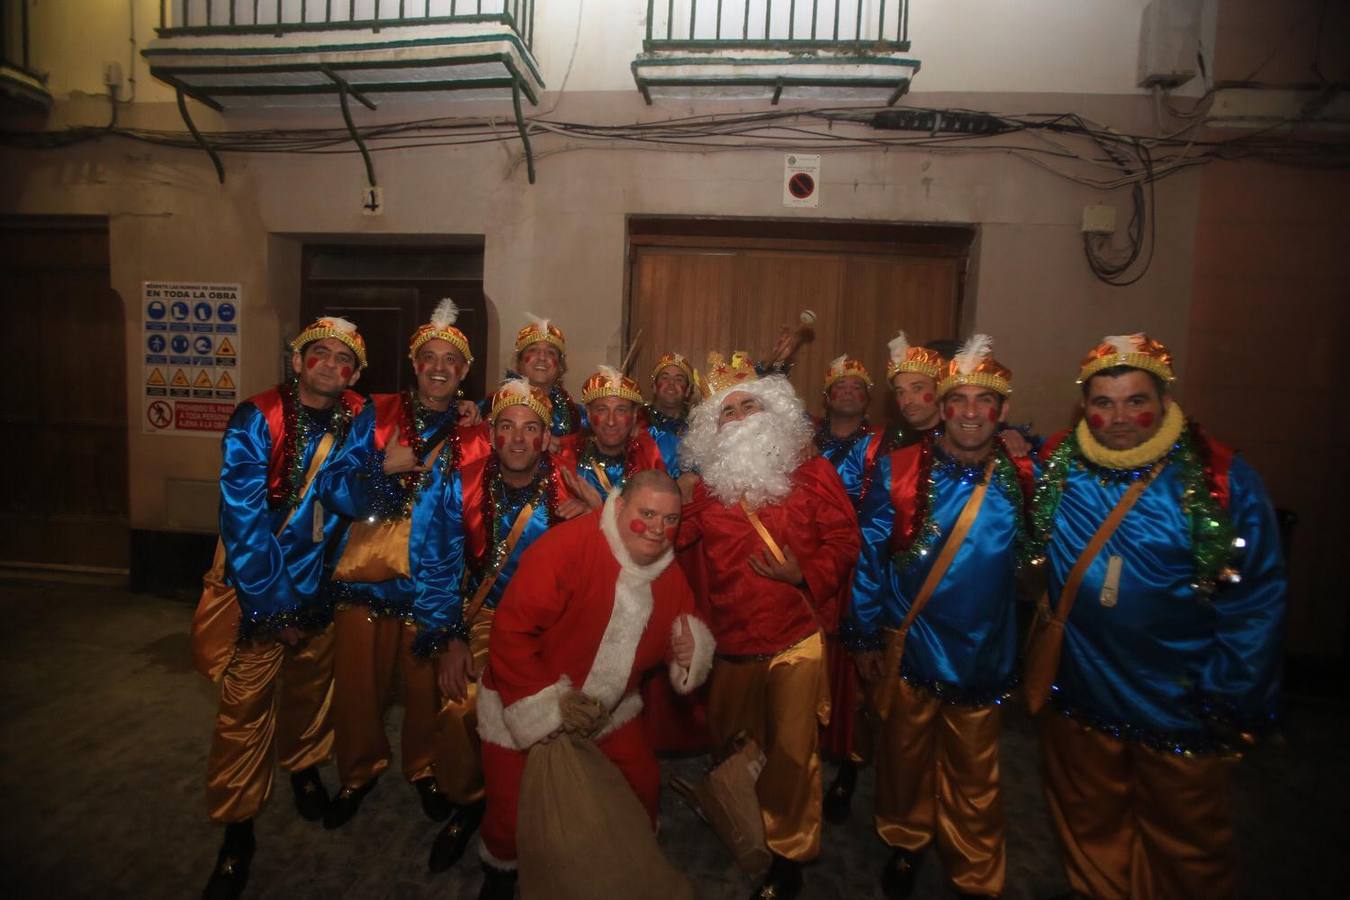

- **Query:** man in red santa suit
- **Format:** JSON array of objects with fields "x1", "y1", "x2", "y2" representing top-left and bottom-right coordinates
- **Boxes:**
[
  {"x1": 473, "y1": 469, "x2": 716, "y2": 900},
  {"x1": 677, "y1": 352, "x2": 861, "y2": 900}
]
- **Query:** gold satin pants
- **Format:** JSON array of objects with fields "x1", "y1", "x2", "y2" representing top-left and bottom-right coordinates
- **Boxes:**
[
  {"x1": 874, "y1": 678, "x2": 1005, "y2": 896},
  {"x1": 331, "y1": 605, "x2": 444, "y2": 790},
  {"x1": 432, "y1": 609, "x2": 495, "y2": 805},
  {"x1": 707, "y1": 631, "x2": 830, "y2": 863},
  {"x1": 1040, "y1": 712, "x2": 1237, "y2": 900},
  {"x1": 205, "y1": 624, "x2": 336, "y2": 823}
]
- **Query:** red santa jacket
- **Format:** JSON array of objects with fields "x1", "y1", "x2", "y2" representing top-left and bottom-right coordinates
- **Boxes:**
[
  {"x1": 477, "y1": 495, "x2": 715, "y2": 751},
  {"x1": 677, "y1": 455, "x2": 861, "y2": 657}
]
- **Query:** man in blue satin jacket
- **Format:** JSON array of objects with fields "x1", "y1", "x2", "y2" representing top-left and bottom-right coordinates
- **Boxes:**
[
  {"x1": 848, "y1": 335, "x2": 1032, "y2": 900},
  {"x1": 201, "y1": 316, "x2": 366, "y2": 900},
  {"x1": 1035, "y1": 333, "x2": 1285, "y2": 900}
]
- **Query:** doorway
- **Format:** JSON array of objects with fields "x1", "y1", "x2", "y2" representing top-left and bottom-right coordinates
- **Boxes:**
[
  {"x1": 300, "y1": 242, "x2": 489, "y2": 400},
  {"x1": 0, "y1": 216, "x2": 129, "y2": 572}
]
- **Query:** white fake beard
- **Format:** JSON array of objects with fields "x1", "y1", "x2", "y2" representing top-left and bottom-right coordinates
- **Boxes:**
[{"x1": 695, "y1": 412, "x2": 805, "y2": 510}]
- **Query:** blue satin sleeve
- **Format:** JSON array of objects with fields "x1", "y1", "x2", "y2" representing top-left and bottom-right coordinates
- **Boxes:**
[
  {"x1": 315, "y1": 401, "x2": 379, "y2": 519},
  {"x1": 845, "y1": 452, "x2": 894, "y2": 652},
  {"x1": 1198, "y1": 457, "x2": 1286, "y2": 731},
  {"x1": 219, "y1": 404, "x2": 296, "y2": 621},
  {"x1": 649, "y1": 425, "x2": 683, "y2": 478},
  {"x1": 835, "y1": 433, "x2": 876, "y2": 503},
  {"x1": 409, "y1": 469, "x2": 466, "y2": 656}
]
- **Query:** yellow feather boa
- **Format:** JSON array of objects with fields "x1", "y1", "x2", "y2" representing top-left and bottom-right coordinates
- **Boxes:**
[{"x1": 1075, "y1": 401, "x2": 1185, "y2": 470}]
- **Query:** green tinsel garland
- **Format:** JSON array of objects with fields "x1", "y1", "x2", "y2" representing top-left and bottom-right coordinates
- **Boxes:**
[{"x1": 1028, "y1": 426, "x2": 1239, "y2": 592}]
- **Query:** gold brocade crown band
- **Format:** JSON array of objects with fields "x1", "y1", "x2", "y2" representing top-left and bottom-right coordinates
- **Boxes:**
[
  {"x1": 490, "y1": 380, "x2": 552, "y2": 424},
  {"x1": 408, "y1": 326, "x2": 473, "y2": 366},
  {"x1": 885, "y1": 330, "x2": 945, "y2": 382},
  {"x1": 824, "y1": 355, "x2": 873, "y2": 391},
  {"x1": 937, "y1": 370, "x2": 1013, "y2": 397},
  {"x1": 581, "y1": 367, "x2": 644, "y2": 405},
  {"x1": 887, "y1": 352, "x2": 944, "y2": 382},
  {"x1": 938, "y1": 334, "x2": 1012, "y2": 397},
  {"x1": 291, "y1": 318, "x2": 368, "y2": 369},
  {"x1": 1077, "y1": 333, "x2": 1175, "y2": 384},
  {"x1": 650, "y1": 352, "x2": 694, "y2": 385},
  {"x1": 514, "y1": 315, "x2": 567, "y2": 356}
]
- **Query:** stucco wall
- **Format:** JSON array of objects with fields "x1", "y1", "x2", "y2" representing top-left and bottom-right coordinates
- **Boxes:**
[{"x1": 2, "y1": 87, "x2": 1199, "y2": 535}]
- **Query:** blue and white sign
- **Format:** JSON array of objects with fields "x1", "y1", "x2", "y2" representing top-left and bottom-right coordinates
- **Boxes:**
[{"x1": 142, "y1": 281, "x2": 243, "y2": 437}]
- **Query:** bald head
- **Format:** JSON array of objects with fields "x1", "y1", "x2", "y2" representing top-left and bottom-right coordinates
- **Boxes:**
[{"x1": 619, "y1": 468, "x2": 680, "y2": 500}]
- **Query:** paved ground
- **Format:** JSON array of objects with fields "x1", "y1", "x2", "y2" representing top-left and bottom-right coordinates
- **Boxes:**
[{"x1": 1, "y1": 578, "x2": 1347, "y2": 899}]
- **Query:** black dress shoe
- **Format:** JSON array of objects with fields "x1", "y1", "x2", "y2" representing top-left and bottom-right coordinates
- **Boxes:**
[
  {"x1": 413, "y1": 775, "x2": 454, "y2": 822},
  {"x1": 751, "y1": 854, "x2": 803, "y2": 900},
  {"x1": 477, "y1": 863, "x2": 518, "y2": 900},
  {"x1": 429, "y1": 799, "x2": 487, "y2": 872},
  {"x1": 289, "y1": 767, "x2": 329, "y2": 823},
  {"x1": 323, "y1": 777, "x2": 378, "y2": 830},
  {"x1": 881, "y1": 847, "x2": 924, "y2": 900},
  {"x1": 202, "y1": 821, "x2": 255, "y2": 900},
  {"x1": 823, "y1": 759, "x2": 858, "y2": 825}
]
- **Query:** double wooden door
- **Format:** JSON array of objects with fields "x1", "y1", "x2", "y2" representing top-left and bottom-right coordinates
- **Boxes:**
[{"x1": 626, "y1": 224, "x2": 969, "y2": 421}]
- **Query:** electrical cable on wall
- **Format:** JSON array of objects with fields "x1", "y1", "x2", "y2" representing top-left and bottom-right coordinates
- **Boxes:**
[{"x1": 3, "y1": 99, "x2": 1346, "y2": 284}]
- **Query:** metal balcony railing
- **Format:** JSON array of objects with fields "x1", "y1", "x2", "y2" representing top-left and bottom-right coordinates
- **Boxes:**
[
  {"x1": 158, "y1": 1, "x2": 535, "y2": 49},
  {"x1": 2, "y1": 0, "x2": 40, "y2": 78},
  {"x1": 644, "y1": 0, "x2": 909, "y2": 51}
]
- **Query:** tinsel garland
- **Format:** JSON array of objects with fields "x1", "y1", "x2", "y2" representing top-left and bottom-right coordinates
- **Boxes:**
[
  {"x1": 389, "y1": 391, "x2": 461, "y2": 519},
  {"x1": 644, "y1": 404, "x2": 688, "y2": 436},
  {"x1": 548, "y1": 382, "x2": 578, "y2": 435},
  {"x1": 813, "y1": 416, "x2": 870, "y2": 457},
  {"x1": 900, "y1": 664, "x2": 1019, "y2": 709},
  {"x1": 892, "y1": 440, "x2": 1026, "y2": 571},
  {"x1": 855, "y1": 430, "x2": 897, "y2": 513},
  {"x1": 269, "y1": 378, "x2": 356, "y2": 510},
  {"x1": 1029, "y1": 424, "x2": 1239, "y2": 592},
  {"x1": 324, "y1": 580, "x2": 414, "y2": 622},
  {"x1": 237, "y1": 595, "x2": 335, "y2": 643},
  {"x1": 1048, "y1": 685, "x2": 1270, "y2": 757},
  {"x1": 579, "y1": 437, "x2": 641, "y2": 494},
  {"x1": 476, "y1": 451, "x2": 556, "y2": 575},
  {"x1": 892, "y1": 437, "x2": 937, "y2": 567}
]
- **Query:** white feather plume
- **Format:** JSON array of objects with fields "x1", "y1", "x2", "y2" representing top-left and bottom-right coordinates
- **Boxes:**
[
  {"x1": 320, "y1": 315, "x2": 358, "y2": 335},
  {"x1": 1103, "y1": 333, "x2": 1141, "y2": 355},
  {"x1": 954, "y1": 333, "x2": 994, "y2": 375},
  {"x1": 430, "y1": 297, "x2": 460, "y2": 328},
  {"x1": 828, "y1": 354, "x2": 848, "y2": 371},
  {"x1": 596, "y1": 364, "x2": 624, "y2": 384},
  {"x1": 887, "y1": 330, "x2": 912, "y2": 364},
  {"x1": 524, "y1": 312, "x2": 551, "y2": 332},
  {"x1": 499, "y1": 376, "x2": 532, "y2": 398}
]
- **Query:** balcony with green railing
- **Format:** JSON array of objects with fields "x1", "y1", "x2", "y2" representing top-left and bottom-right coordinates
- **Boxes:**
[
  {"x1": 634, "y1": 0, "x2": 919, "y2": 105},
  {"x1": 143, "y1": 1, "x2": 543, "y2": 110},
  {"x1": 1, "y1": 0, "x2": 51, "y2": 111}
]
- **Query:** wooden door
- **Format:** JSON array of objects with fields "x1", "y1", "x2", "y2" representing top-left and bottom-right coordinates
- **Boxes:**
[
  {"x1": 0, "y1": 217, "x2": 128, "y2": 571},
  {"x1": 626, "y1": 222, "x2": 967, "y2": 421},
  {"x1": 301, "y1": 245, "x2": 488, "y2": 400}
]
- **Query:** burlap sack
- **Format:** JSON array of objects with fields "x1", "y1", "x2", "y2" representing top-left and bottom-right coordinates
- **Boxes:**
[{"x1": 517, "y1": 733, "x2": 693, "y2": 900}]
